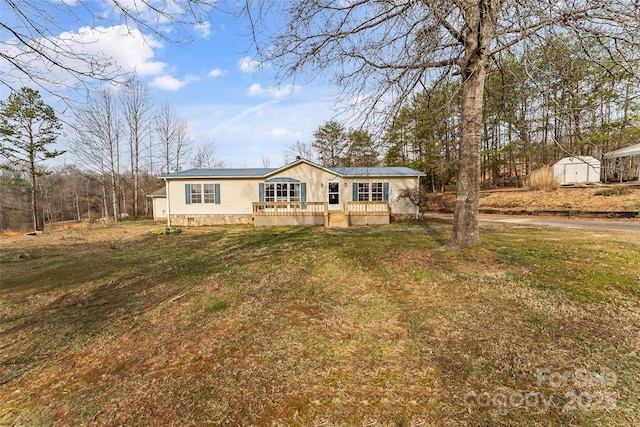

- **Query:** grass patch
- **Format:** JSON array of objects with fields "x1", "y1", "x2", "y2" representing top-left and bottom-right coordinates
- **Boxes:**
[
  {"x1": 0, "y1": 222, "x2": 638, "y2": 425},
  {"x1": 195, "y1": 295, "x2": 231, "y2": 313},
  {"x1": 594, "y1": 186, "x2": 633, "y2": 196}
]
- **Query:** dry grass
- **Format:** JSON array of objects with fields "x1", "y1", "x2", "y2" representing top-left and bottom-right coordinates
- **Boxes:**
[
  {"x1": 523, "y1": 167, "x2": 560, "y2": 191},
  {"x1": 480, "y1": 186, "x2": 640, "y2": 212},
  {"x1": 427, "y1": 186, "x2": 640, "y2": 213},
  {"x1": 1, "y1": 221, "x2": 639, "y2": 425}
]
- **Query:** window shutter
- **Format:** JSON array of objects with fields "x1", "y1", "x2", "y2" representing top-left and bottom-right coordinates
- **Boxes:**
[
  {"x1": 214, "y1": 183, "x2": 220, "y2": 204},
  {"x1": 300, "y1": 183, "x2": 307, "y2": 202},
  {"x1": 185, "y1": 184, "x2": 191, "y2": 204},
  {"x1": 259, "y1": 183, "x2": 264, "y2": 202},
  {"x1": 383, "y1": 182, "x2": 389, "y2": 202},
  {"x1": 352, "y1": 183, "x2": 358, "y2": 201}
]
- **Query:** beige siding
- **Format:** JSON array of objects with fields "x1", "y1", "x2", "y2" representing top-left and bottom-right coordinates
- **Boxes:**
[
  {"x1": 167, "y1": 178, "x2": 261, "y2": 216},
  {"x1": 152, "y1": 197, "x2": 167, "y2": 219},
  {"x1": 269, "y1": 162, "x2": 342, "y2": 204},
  {"x1": 346, "y1": 176, "x2": 418, "y2": 216}
]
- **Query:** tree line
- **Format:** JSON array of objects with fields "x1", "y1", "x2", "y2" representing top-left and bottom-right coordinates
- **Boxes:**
[
  {"x1": 300, "y1": 36, "x2": 639, "y2": 193},
  {"x1": 3, "y1": 32, "x2": 639, "y2": 233},
  {"x1": 0, "y1": 83, "x2": 225, "y2": 232}
]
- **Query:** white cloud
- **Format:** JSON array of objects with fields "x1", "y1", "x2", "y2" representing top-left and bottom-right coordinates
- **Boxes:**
[
  {"x1": 0, "y1": 22, "x2": 213, "y2": 92},
  {"x1": 268, "y1": 127, "x2": 302, "y2": 139},
  {"x1": 149, "y1": 75, "x2": 195, "y2": 91},
  {"x1": 247, "y1": 83, "x2": 300, "y2": 98},
  {"x1": 208, "y1": 68, "x2": 226, "y2": 78},
  {"x1": 238, "y1": 56, "x2": 262, "y2": 73},
  {"x1": 69, "y1": 25, "x2": 166, "y2": 76},
  {"x1": 0, "y1": 24, "x2": 167, "y2": 85},
  {"x1": 194, "y1": 21, "x2": 211, "y2": 39}
]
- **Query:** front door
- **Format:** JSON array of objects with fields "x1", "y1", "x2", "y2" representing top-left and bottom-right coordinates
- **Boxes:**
[{"x1": 327, "y1": 181, "x2": 341, "y2": 210}]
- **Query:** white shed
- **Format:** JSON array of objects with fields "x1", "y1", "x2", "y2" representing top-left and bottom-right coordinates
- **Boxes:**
[{"x1": 550, "y1": 156, "x2": 601, "y2": 185}]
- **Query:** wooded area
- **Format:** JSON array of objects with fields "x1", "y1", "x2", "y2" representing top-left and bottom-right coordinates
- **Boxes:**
[
  {"x1": 2, "y1": 2, "x2": 639, "y2": 239},
  {"x1": 2, "y1": 31, "x2": 639, "y2": 232},
  {"x1": 0, "y1": 82, "x2": 200, "y2": 232},
  {"x1": 384, "y1": 36, "x2": 640, "y2": 191}
]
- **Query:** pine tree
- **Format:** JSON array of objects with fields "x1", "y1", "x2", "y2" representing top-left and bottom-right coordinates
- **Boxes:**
[
  {"x1": 312, "y1": 121, "x2": 348, "y2": 167},
  {"x1": 0, "y1": 88, "x2": 64, "y2": 231}
]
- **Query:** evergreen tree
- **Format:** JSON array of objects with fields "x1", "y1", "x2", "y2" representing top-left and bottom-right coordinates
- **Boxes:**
[
  {"x1": 345, "y1": 129, "x2": 378, "y2": 167},
  {"x1": 0, "y1": 88, "x2": 63, "y2": 231},
  {"x1": 312, "y1": 120, "x2": 348, "y2": 167}
]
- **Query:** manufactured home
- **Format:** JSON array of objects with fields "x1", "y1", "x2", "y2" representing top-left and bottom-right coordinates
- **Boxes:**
[{"x1": 153, "y1": 159, "x2": 424, "y2": 227}]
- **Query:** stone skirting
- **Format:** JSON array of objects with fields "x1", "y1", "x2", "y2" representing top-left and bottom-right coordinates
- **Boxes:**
[
  {"x1": 170, "y1": 214, "x2": 252, "y2": 226},
  {"x1": 391, "y1": 213, "x2": 417, "y2": 222}
]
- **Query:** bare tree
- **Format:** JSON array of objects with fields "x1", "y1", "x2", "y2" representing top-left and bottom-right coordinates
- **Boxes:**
[
  {"x1": 121, "y1": 76, "x2": 153, "y2": 217},
  {"x1": 281, "y1": 140, "x2": 317, "y2": 164},
  {"x1": 0, "y1": 0, "x2": 217, "y2": 93},
  {"x1": 155, "y1": 103, "x2": 191, "y2": 173},
  {"x1": 72, "y1": 87, "x2": 122, "y2": 222},
  {"x1": 261, "y1": 156, "x2": 272, "y2": 168},
  {"x1": 192, "y1": 142, "x2": 226, "y2": 169},
  {"x1": 241, "y1": 1, "x2": 640, "y2": 247}
]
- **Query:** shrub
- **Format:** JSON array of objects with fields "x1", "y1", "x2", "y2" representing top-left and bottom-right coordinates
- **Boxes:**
[
  {"x1": 594, "y1": 187, "x2": 632, "y2": 197},
  {"x1": 147, "y1": 227, "x2": 182, "y2": 236},
  {"x1": 524, "y1": 167, "x2": 559, "y2": 191},
  {"x1": 397, "y1": 187, "x2": 456, "y2": 212}
]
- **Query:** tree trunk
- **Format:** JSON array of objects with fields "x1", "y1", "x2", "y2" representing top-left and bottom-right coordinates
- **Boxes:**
[
  {"x1": 101, "y1": 181, "x2": 108, "y2": 222},
  {"x1": 450, "y1": 2, "x2": 495, "y2": 248},
  {"x1": 451, "y1": 66, "x2": 486, "y2": 247},
  {"x1": 30, "y1": 172, "x2": 39, "y2": 231},
  {"x1": 134, "y1": 149, "x2": 139, "y2": 217},
  {"x1": 28, "y1": 146, "x2": 40, "y2": 232},
  {"x1": 110, "y1": 171, "x2": 119, "y2": 222}
]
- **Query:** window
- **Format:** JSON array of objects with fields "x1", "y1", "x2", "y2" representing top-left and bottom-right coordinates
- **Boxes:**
[
  {"x1": 265, "y1": 182, "x2": 300, "y2": 202},
  {"x1": 358, "y1": 183, "x2": 370, "y2": 202},
  {"x1": 203, "y1": 184, "x2": 216, "y2": 203},
  {"x1": 185, "y1": 183, "x2": 220, "y2": 204},
  {"x1": 371, "y1": 182, "x2": 383, "y2": 201},
  {"x1": 265, "y1": 183, "x2": 275, "y2": 202},
  {"x1": 353, "y1": 182, "x2": 388, "y2": 202},
  {"x1": 261, "y1": 182, "x2": 304, "y2": 204},
  {"x1": 276, "y1": 183, "x2": 288, "y2": 201},
  {"x1": 289, "y1": 183, "x2": 300, "y2": 202},
  {"x1": 191, "y1": 184, "x2": 202, "y2": 204}
]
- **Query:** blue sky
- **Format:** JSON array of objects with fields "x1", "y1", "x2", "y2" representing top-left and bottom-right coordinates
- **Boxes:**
[{"x1": 0, "y1": 1, "x2": 340, "y2": 168}]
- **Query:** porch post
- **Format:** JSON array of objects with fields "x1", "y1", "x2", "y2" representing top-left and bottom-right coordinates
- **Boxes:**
[
  {"x1": 324, "y1": 202, "x2": 328, "y2": 227},
  {"x1": 164, "y1": 178, "x2": 171, "y2": 228}
]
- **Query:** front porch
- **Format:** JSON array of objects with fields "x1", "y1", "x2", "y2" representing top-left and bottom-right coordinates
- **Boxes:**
[{"x1": 252, "y1": 201, "x2": 391, "y2": 227}]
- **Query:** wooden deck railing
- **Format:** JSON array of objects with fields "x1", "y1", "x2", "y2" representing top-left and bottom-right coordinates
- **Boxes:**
[
  {"x1": 253, "y1": 202, "x2": 327, "y2": 226},
  {"x1": 345, "y1": 201, "x2": 391, "y2": 215},
  {"x1": 252, "y1": 201, "x2": 390, "y2": 226},
  {"x1": 252, "y1": 201, "x2": 327, "y2": 215}
]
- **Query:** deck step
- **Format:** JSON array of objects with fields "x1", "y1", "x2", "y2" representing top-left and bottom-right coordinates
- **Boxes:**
[{"x1": 327, "y1": 212, "x2": 348, "y2": 227}]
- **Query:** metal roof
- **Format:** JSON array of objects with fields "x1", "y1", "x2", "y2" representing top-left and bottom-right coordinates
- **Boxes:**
[
  {"x1": 159, "y1": 168, "x2": 276, "y2": 178},
  {"x1": 329, "y1": 166, "x2": 426, "y2": 176},
  {"x1": 603, "y1": 143, "x2": 640, "y2": 159},
  {"x1": 159, "y1": 160, "x2": 425, "y2": 179},
  {"x1": 147, "y1": 187, "x2": 166, "y2": 197}
]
